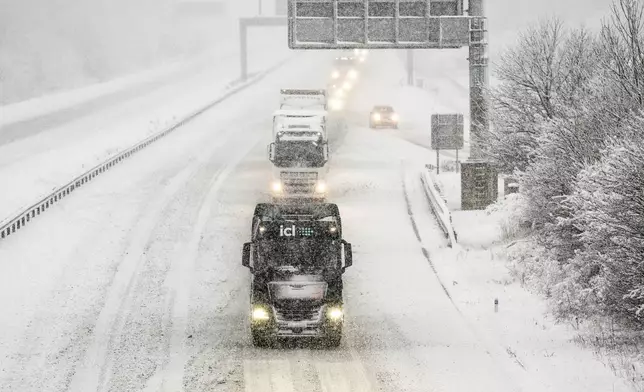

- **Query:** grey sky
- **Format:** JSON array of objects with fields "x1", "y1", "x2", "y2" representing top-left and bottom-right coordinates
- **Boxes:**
[{"x1": 488, "y1": 0, "x2": 613, "y2": 50}]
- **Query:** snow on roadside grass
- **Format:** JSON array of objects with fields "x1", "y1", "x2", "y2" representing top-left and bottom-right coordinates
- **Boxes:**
[
  {"x1": 1, "y1": 58, "x2": 196, "y2": 127},
  {"x1": 428, "y1": 171, "x2": 637, "y2": 391},
  {"x1": 0, "y1": 28, "x2": 292, "y2": 223}
]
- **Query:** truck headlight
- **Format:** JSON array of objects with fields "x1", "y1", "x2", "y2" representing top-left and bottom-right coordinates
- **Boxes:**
[
  {"x1": 348, "y1": 69, "x2": 358, "y2": 79},
  {"x1": 331, "y1": 70, "x2": 340, "y2": 79},
  {"x1": 372, "y1": 113, "x2": 381, "y2": 121},
  {"x1": 327, "y1": 307, "x2": 343, "y2": 320},
  {"x1": 271, "y1": 181, "x2": 283, "y2": 193},
  {"x1": 315, "y1": 181, "x2": 327, "y2": 193},
  {"x1": 391, "y1": 113, "x2": 399, "y2": 122},
  {"x1": 329, "y1": 99, "x2": 343, "y2": 111},
  {"x1": 252, "y1": 307, "x2": 270, "y2": 321}
]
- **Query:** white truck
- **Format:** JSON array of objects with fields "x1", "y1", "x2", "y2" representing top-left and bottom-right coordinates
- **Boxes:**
[{"x1": 268, "y1": 89, "x2": 330, "y2": 201}]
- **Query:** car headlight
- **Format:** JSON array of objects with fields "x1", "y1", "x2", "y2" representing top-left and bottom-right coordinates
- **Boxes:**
[
  {"x1": 391, "y1": 113, "x2": 399, "y2": 121},
  {"x1": 327, "y1": 307, "x2": 343, "y2": 320},
  {"x1": 252, "y1": 307, "x2": 270, "y2": 321},
  {"x1": 372, "y1": 113, "x2": 381, "y2": 121},
  {"x1": 348, "y1": 69, "x2": 358, "y2": 79},
  {"x1": 331, "y1": 70, "x2": 340, "y2": 79},
  {"x1": 315, "y1": 181, "x2": 327, "y2": 193},
  {"x1": 271, "y1": 181, "x2": 282, "y2": 193},
  {"x1": 329, "y1": 99, "x2": 343, "y2": 111}
]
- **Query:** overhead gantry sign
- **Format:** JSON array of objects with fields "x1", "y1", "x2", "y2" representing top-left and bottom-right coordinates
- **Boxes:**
[
  {"x1": 285, "y1": 0, "x2": 496, "y2": 210},
  {"x1": 287, "y1": 0, "x2": 476, "y2": 49}
]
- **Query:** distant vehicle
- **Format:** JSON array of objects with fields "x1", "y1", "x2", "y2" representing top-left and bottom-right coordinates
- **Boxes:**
[
  {"x1": 330, "y1": 57, "x2": 359, "y2": 81},
  {"x1": 352, "y1": 48, "x2": 368, "y2": 62},
  {"x1": 369, "y1": 105, "x2": 399, "y2": 129},
  {"x1": 243, "y1": 203, "x2": 353, "y2": 347}
]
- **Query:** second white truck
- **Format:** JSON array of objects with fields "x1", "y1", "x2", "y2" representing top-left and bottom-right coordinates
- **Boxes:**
[{"x1": 269, "y1": 89, "x2": 331, "y2": 202}]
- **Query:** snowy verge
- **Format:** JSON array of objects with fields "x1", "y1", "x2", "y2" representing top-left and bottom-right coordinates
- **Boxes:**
[
  {"x1": 0, "y1": 57, "x2": 205, "y2": 127},
  {"x1": 430, "y1": 171, "x2": 639, "y2": 391},
  {"x1": 0, "y1": 49, "x2": 294, "y2": 240}
]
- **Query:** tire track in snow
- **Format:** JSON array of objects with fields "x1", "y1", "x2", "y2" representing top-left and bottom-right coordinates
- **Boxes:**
[
  {"x1": 400, "y1": 164, "x2": 461, "y2": 310},
  {"x1": 67, "y1": 161, "x2": 200, "y2": 392},
  {"x1": 154, "y1": 137, "x2": 260, "y2": 392},
  {"x1": 67, "y1": 116, "x2": 263, "y2": 392}
]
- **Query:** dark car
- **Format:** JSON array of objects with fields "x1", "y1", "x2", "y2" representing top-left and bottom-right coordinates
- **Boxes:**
[{"x1": 369, "y1": 105, "x2": 399, "y2": 129}]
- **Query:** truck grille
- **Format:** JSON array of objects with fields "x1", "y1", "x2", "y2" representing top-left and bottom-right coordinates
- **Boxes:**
[{"x1": 274, "y1": 306, "x2": 322, "y2": 322}]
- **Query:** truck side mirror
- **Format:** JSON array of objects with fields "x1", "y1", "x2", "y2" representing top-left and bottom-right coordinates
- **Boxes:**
[
  {"x1": 342, "y1": 240, "x2": 352, "y2": 272},
  {"x1": 268, "y1": 142, "x2": 275, "y2": 162},
  {"x1": 242, "y1": 242, "x2": 253, "y2": 272}
]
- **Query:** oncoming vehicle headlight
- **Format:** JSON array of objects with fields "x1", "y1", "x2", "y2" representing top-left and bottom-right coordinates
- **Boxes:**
[
  {"x1": 329, "y1": 99, "x2": 343, "y2": 111},
  {"x1": 315, "y1": 181, "x2": 327, "y2": 193},
  {"x1": 271, "y1": 181, "x2": 283, "y2": 193},
  {"x1": 331, "y1": 70, "x2": 340, "y2": 79},
  {"x1": 372, "y1": 113, "x2": 381, "y2": 121},
  {"x1": 391, "y1": 113, "x2": 399, "y2": 122},
  {"x1": 252, "y1": 307, "x2": 270, "y2": 321},
  {"x1": 327, "y1": 307, "x2": 343, "y2": 320},
  {"x1": 348, "y1": 69, "x2": 358, "y2": 79}
]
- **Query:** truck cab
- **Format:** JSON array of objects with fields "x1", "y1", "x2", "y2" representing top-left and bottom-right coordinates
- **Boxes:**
[
  {"x1": 243, "y1": 203, "x2": 352, "y2": 347},
  {"x1": 267, "y1": 132, "x2": 329, "y2": 201}
]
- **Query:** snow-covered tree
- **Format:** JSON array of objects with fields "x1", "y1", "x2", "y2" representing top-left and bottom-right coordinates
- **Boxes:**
[
  {"x1": 558, "y1": 120, "x2": 644, "y2": 327},
  {"x1": 485, "y1": 19, "x2": 598, "y2": 173}
]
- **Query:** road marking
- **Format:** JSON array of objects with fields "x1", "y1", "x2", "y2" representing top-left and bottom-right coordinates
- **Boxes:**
[
  {"x1": 316, "y1": 360, "x2": 373, "y2": 392},
  {"x1": 244, "y1": 359, "x2": 295, "y2": 392}
]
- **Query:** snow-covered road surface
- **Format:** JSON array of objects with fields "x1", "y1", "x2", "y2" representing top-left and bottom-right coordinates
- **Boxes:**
[
  {"x1": 0, "y1": 50, "x2": 633, "y2": 392},
  {"x1": 0, "y1": 27, "x2": 290, "y2": 224}
]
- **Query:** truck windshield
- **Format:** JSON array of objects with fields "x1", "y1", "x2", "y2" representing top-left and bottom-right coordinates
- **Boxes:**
[
  {"x1": 273, "y1": 140, "x2": 325, "y2": 168},
  {"x1": 257, "y1": 239, "x2": 340, "y2": 272}
]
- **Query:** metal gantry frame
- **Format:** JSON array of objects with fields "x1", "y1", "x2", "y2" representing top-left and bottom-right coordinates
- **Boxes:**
[{"x1": 282, "y1": 0, "x2": 495, "y2": 209}]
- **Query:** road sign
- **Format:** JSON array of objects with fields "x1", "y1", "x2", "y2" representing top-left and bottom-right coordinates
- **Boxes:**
[
  {"x1": 461, "y1": 160, "x2": 497, "y2": 210},
  {"x1": 287, "y1": 0, "x2": 475, "y2": 49},
  {"x1": 431, "y1": 114, "x2": 463, "y2": 150}
]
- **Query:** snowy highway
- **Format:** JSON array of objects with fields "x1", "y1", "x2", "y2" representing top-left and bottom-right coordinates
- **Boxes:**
[{"x1": 0, "y1": 50, "x2": 631, "y2": 392}]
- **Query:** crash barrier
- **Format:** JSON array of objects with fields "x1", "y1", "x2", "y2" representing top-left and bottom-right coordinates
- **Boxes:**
[
  {"x1": 0, "y1": 57, "x2": 293, "y2": 242},
  {"x1": 420, "y1": 165, "x2": 458, "y2": 247}
]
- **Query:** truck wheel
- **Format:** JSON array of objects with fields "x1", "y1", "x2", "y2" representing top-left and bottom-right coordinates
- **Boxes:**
[
  {"x1": 251, "y1": 328, "x2": 272, "y2": 348},
  {"x1": 324, "y1": 331, "x2": 342, "y2": 348}
]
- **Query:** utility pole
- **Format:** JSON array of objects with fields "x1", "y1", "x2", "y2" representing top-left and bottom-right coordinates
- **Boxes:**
[{"x1": 467, "y1": 0, "x2": 488, "y2": 160}]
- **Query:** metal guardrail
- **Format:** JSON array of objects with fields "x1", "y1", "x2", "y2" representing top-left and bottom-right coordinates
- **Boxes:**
[
  {"x1": 420, "y1": 165, "x2": 458, "y2": 247},
  {"x1": 0, "y1": 58, "x2": 292, "y2": 242}
]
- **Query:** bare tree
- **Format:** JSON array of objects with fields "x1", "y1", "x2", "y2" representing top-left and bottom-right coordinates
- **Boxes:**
[
  {"x1": 485, "y1": 18, "x2": 597, "y2": 173},
  {"x1": 599, "y1": 0, "x2": 644, "y2": 107}
]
